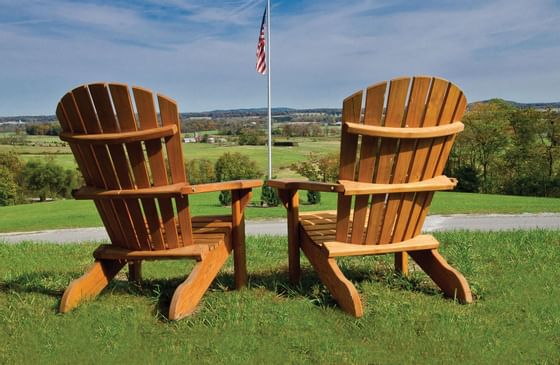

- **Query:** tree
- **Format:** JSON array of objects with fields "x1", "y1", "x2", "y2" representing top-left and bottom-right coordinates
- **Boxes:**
[
  {"x1": 457, "y1": 100, "x2": 513, "y2": 193},
  {"x1": 290, "y1": 152, "x2": 339, "y2": 182},
  {"x1": 186, "y1": 159, "x2": 215, "y2": 184},
  {"x1": 20, "y1": 160, "x2": 79, "y2": 201},
  {"x1": 238, "y1": 128, "x2": 266, "y2": 145},
  {"x1": 290, "y1": 152, "x2": 339, "y2": 204},
  {"x1": 0, "y1": 166, "x2": 18, "y2": 206},
  {"x1": 0, "y1": 152, "x2": 24, "y2": 204},
  {"x1": 214, "y1": 152, "x2": 262, "y2": 205}
]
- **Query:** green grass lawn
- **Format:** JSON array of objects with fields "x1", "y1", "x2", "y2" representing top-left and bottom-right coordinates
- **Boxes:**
[
  {"x1": 1, "y1": 190, "x2": 559, "y2": 233},
  {"x1": 1, "y1": 230, "x2": 559, "y2": 363}
]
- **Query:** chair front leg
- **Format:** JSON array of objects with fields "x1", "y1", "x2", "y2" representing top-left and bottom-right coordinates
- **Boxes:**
[
  {"x1": 278, "y1": 189, "x2": 301, "y2": 284},
  {"x1": 231, "y1": 188, "x2": 252, "y2": 289}
]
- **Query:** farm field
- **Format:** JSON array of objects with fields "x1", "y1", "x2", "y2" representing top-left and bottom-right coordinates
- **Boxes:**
[
  {"x1": 0, "y1": 134, "x2": 339, "y2": 176},
  {"x1": 1, "y1": 230, "x2": 559, "y2": 363},
  {"x1": 1, "y1": 190, "x2": 559, "y2": 233}
]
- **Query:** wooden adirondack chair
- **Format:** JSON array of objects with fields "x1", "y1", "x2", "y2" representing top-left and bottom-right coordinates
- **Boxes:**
[
  {"x1": 269, "y1": 76, "x2": 473, "y2": 317},
  {"x1": 56, "y1": 83, "x2": 261, "y2": 320}
]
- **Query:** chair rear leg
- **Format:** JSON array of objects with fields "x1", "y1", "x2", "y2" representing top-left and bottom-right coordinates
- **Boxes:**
[
  {"x1": 60, "y1": 259, "x2": 125, "y2": 313},
  {"x1": 128, "y1": 261, "x2": 142, "y2": 284},
  {"x1": 409, "y1": 249, "x2": 473, "y2": 303},
  {"x1": 300, "y1": 234, "x2": 363, "y2": 317},
  {"x1": 168, "y1": 243, "x2": 230, "y2": 320}
]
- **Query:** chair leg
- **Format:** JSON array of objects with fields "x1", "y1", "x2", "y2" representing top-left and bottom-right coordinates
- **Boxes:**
[
  {"x1": 409, "y1": 249, "x2": 473, "y2": 303},
  {"x1": 59, "y1": 259, "x2": 125, "y2": 313},
  {"x1": 394, "y1": 252, "x2": 409, "y2": 276},
  {"x1": 128, "y1": 261, "x2": 142, "y2": 284},
  {"x1": 168, "y1": 243, "x2": 230, "y2": 320},
  {"x1": 300, "y1": 234, "x2": 363, "y2": 317}
]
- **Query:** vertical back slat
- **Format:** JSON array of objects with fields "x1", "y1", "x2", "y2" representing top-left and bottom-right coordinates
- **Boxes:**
[
  {"x1": 56, "y1": 103, "x2": 120, "y2": 245},
  {"x1": 379, "y1": 77, "x2": 434, "y2": 244},
  {"x1": 364, "y1": 77, "x2": 410, "y2": 244},
  {"x1": 350, "y1": 82, "x2": 386, "y2": 244},
  {"x1": 133, "y1": 87, "x2": 179, "y2": 249},
  {"x1": 89, "y1": 83, "x2": 150, "y2": 249},
  {"x1": 158, "y1": 94, "x2": 193, "y2": 246},
  {"x1": 72, "y1": 86, "x2": 139, "y2": 250},
  {"x1": 59, "y1": 93, "x2": 126, "y2": 246},
  {"x1": 402, "y1": 79, "x2": 453, "y2": 239},
  {"x1": 335, "y1": 90, "x2": 363, "y2": 242},
  {"x1": 110, "y1": 84, "x2": 165, "y2": 250},
  {"x1": 391, "y1": 76, "x2": 433, "y2": 243},
  {"x1": 412, "y1": 91, "x2": 467, "y2": 236}
]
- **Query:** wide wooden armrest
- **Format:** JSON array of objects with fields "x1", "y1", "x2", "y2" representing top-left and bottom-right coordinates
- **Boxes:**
[
  {"x1": 267, "y1": 179, "x2": 344, "y2": 193},
  {"x1": 345, "y1": 121, "x2": 464, "y2": 139},
  {"x1": 73, "y1": 180, "x2": 263, "y2": 200},
  {"x1": 181, "y1": 180, "x2": 262, "y2": 194},
  {"x1": 338, "y1": 175, "x2": 457, "y2": 196}
]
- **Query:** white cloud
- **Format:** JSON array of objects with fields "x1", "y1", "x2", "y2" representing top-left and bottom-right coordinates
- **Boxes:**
[{"x1": 0, "y1": 0, "x2": 558, "y2": 115}]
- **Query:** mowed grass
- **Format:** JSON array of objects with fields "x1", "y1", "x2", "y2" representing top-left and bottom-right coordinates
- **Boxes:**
[
  {"x1": 0, "y1": 230, "x2": 559, "y2": 363},
  {"x1": 1, "y1": 190, "x2": 559, "y2": 233}
]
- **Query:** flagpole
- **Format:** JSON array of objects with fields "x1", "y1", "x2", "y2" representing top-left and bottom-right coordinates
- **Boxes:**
[{"x1": 266, "y1": 0, "x2": 272, "y2": 179}]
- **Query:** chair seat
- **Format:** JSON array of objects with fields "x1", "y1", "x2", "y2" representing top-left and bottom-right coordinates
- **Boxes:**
[
  {"x1": 299, "y1": 211, "x2": 439, "y2": 257},
  {"x1": 299, "y1": 210, "x2": 346, "y2": 245}
]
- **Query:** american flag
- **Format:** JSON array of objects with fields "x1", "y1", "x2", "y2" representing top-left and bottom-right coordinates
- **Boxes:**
[{"x1": 256, "y1": 7, "x2": 267, "y2": 74}]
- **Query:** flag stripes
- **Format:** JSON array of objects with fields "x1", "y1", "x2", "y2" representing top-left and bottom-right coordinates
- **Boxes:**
[{"x1": 256, "y1": 7, "x2": 267, "y2": 74}]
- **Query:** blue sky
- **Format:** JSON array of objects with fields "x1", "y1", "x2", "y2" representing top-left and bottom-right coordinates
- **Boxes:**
[{"x1": 0, "y1": 0, "x2": 559, "y2": 116}]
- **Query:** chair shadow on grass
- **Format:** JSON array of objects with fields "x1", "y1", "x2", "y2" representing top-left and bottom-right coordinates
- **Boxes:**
[{"x1": 0, "y1": 259, "x2": 443, "y2": 320}]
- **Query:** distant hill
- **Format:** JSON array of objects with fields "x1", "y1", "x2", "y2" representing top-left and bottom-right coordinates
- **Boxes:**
[
  {"x1": 1, "y1": 101, "x2": 558, "y2": 122},
  {"x1": 470, "y1": 99, "x2": 560, "y2": 110}
]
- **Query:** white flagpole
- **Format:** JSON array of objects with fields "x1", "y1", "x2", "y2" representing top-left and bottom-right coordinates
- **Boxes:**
[{"x1": 266, "y1": 0, "x2": 272, "y2": 179}]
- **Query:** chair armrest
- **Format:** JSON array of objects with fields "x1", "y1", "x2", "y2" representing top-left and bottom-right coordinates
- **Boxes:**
[
  {"x1": 267, "y1": 179, "x2": 344, "y2": 193},
  {"x1": 72, "y1": 180, "x2": 263, "y2": 200},
  {"x1": 72, "y1": 183, "x2": 187, "y2": 200},
  {"x1": 338, "y1": 175, "x2": 457, "y2": 196},
  {"x1": 181, "y1": 179, "x2": 263, "y2": 194}
]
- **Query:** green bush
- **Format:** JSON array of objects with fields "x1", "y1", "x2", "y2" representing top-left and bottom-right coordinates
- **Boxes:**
[
  {"x1": 260, "y1": 185, "x2": 280, "y2": 207},
  {"x1": 455, "y1": 165, "x2": 480, "y2": 192},
  {"x1": 306, "y1": 190, "x2": 321, "y2": 204},
  {"x1": 215, "y1": 152, "x2": 262, "y2": 206},
  {"x1": 218, "y1": 191, "x2": 232, "y2": 206}
]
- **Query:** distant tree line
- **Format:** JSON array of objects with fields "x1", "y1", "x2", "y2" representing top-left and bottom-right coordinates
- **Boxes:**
[
  {"x1": 25, "y1": 123, "x2": 61, "y2": 136},
  {"x1": 0, "y1": 152, "x2": 80, "y2": 206},
  {"x1": 448, "y1": 100, "x2": 560, "y2": 197}
]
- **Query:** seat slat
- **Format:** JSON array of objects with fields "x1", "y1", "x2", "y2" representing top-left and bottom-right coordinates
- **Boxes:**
[{"x1": 322, "y1": 235, "x2": 439, "y2": 258}]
